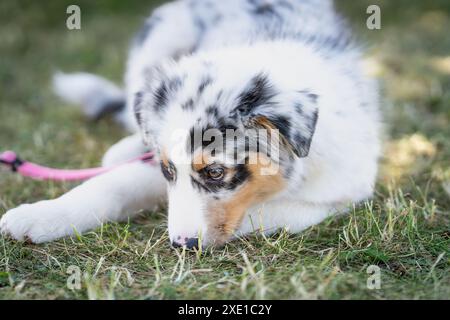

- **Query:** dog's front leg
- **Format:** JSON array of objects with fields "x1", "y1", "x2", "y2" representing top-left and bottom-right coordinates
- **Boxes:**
[{"x1": 0, "y1": 162, "x2": 166, "y2": 243}]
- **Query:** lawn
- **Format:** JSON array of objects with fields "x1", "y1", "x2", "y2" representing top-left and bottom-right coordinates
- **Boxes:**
[{"x1": 0, "y1": 0, "x2": 449, "y2": 299}]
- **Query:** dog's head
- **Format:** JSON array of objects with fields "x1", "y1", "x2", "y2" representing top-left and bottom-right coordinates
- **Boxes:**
[{"x1": 134, "y1": 54, "x2": 319, "y2": 248}]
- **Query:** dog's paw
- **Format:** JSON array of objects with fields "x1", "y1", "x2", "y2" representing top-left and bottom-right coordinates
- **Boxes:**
[{"x1": 0, "y1": 201, "x2": 72, "y2": 244}]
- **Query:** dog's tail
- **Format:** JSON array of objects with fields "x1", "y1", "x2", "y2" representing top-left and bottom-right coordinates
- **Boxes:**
[{"x1": 52, "y1": 72, "x2": 126, "y2": 121}]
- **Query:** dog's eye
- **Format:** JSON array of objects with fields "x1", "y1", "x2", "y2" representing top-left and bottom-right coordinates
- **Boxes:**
[
  {"x1": 206, "y1": 166, "x2": 225, "y2": 180},
  {"x1": 161, "y1": 161, "x2": 176, "y2": 181}
]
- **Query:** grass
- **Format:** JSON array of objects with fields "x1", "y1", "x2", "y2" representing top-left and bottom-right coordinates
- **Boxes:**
[{"x1": 0, "y1": 0, "x2": 449, "y2": 299}]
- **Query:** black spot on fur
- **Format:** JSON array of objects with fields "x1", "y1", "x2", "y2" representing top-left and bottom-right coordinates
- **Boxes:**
[
  {"x1": 169, "y1": 77, "x2": 183, "y2": 91},
  {"x1": 198, "y1": 77, "x2": 213, "y2": 96},
  {"x1": 153, "y1": 82, "x2": 169, "y2": 112},
  {"x1": 133, "y1": 91, "x2": 143, "y2": 126},
  {"x1": 216, "y1": 90, "x2": 224, "y2": 101},
  {"x1": 267, "y1": 115, "x2": 291, "y2": 139},
  {"x1": 235, "y1": 73, "x2": 276, "y2": 116},
  {"x1": 247, "y1": 0, "x2": 290, "y2": 21},
  {"x1": 226, "y1": 163, "x2": 251, "y2": 191},
  {"x1": 153, "y1": 77, "x2": 183, "y2": 112},
  {"x1": 205, "y1": 105, "x2": 219, "y2": 118},
  {"x1": 290, "y1": 91, "x2": 320, "y2": 157},
  {"x1": 182, "y1": 98, "x2": 195, "y2": 111},
  {"x1": 298, "y1": 90, "x2": 319, "y2": 104},
  {"x1": 216, "y1": 117, "x2": 238, "y2": 134},
  {"x1": 254, "y1": 3, "x2": 276, "y2": 15},
  {"x1": 292, "y1": 133, "x2": 311, "y2": 158},
  {"x1": 294, "y1": 103, "x2": 304, "y2": 116},
  {"x1": 292, "y1": 110, "x2": 319, "y2": 158},
  {"x1": 307, "y1": 109, "x2": 319, "y2": 132},
  {"x1": 307, "y1": 93, "x2": 319, "y2": 103}
]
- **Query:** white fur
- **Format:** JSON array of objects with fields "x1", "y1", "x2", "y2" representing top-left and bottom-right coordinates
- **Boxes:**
[
  {"x1": 53, "y1": 72, "x2": 124, "y2": 118},
  {"x1": 1, "y1": 0, "x2": 380, "y2": 247},
  {"x1": 0, "y1": 162, "x2": 166, "y2": 243}
]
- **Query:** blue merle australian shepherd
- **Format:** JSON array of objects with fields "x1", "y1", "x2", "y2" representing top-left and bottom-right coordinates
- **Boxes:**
[{"x1": 1, "y1": 0, "x2": 381, "y2": 249}]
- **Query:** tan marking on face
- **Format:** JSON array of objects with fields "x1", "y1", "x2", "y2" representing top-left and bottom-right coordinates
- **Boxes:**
[
  {"x1": 160, "y1": 149, "x2": 169, "y2": 167},
  {"x1": 253, "y1": 116, "x2": 295, "y2": 155},
  {"x1": 253, "y1": 116, "x2": 275, "y2": 131},
  {"x1": 207, "y1": 153, "x2": 285, "y2": 245}
]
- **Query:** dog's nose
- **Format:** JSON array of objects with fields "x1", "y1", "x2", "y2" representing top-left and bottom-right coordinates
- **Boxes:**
[{"x1": 171, "y1": 237, "x2": 199, "y2": 250}]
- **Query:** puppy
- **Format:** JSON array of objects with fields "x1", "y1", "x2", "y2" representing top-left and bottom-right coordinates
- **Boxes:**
[{"x1": 0, "y1": 0, "x2": 381, "y2": 248}]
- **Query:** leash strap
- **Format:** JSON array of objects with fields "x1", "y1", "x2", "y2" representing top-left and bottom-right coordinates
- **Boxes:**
[{"x1": 0, "y1": 150, "x2": 155, "y2": 182}]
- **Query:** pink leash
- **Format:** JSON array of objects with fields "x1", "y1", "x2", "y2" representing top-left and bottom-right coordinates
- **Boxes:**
[{"x1": 0, "y1": 150, "x2": 156, "y2": 182}]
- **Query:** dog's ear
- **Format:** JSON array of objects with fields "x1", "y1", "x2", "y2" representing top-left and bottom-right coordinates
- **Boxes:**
[{"x1": 232, "y1": 73, "x2": 319, "y2": 158}]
